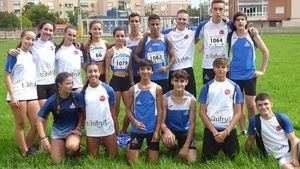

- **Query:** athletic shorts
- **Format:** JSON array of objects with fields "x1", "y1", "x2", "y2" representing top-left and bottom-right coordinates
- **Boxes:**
[
  {"x1": 169, "y1": 67, "x2": 197, "y2": 97},
  {"x1": 201, "y1": 128, "x2": 239, "y2": 161},
  {"x1": 109, "y1": 75, "x2": 131, "y2": 92},
  {"x1": 202, "y1": 69, "x2": 215, "y2": 84},
  {"x1": 170, "y1": 130, "x2": 196, "y2": 150},
  {"x1": 278, "y1": 139, "x2": 300, "y2": 168},
  {"x1": 99, "y1": 74, "x2": 105, "y2": 82},
  {"x1": 51, "y1": 128, "x2": 72, "y2": 139},
  {"x1": 37, "y1": 84, "x2": 56, "y2": 100},
  {"x1": 153, "y1": 79, "x2": 168, "y2": 94},
  {"x1": 129, "y1": 132, "x2": 159, "y2": 151},
  {"x1": 231, "y1": 78, "x2": 256, "y2": 96}
]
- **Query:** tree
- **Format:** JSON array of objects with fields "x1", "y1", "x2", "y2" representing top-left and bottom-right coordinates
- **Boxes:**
[
  {"x1": 0, "y1": 11, "x2": 19, "y2": 29},
  {"x1": 23, "y1": 2, "x2": 62, "y2": 26},
  {"x1": 187, "y1": 3, "x2": 210, "y2": 20},
  {"x1": 67, "y1": 11, "x2": 78, "y2": 26},
  {"x1": 19, "y1": 15, "x2": 33, "y2": 28}
]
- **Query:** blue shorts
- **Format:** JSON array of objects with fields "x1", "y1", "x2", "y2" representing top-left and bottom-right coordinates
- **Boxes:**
[{"x1": 51, "y1": 127, "x2": 72, "y2": 139}]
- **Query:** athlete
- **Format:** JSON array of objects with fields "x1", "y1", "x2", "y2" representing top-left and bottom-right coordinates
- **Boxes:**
[
  {"x1": 36, "y1": 72, "x2": 85, "y2": 163},
  {"x1": 198, "y1": 57, "x2": 243, "y2": 161},
  {"x1": 82, "y1": 20, "x2": 110, "y2": 82},
  {"x1": 105, "y1": 27, "x2": 134, "y2": 134},
  {"x1": 82, "y1": 63, "x2": 119, "y2": 158},
  {"x1": 55, "y1": 26, "x2": 84, "y2": 92},
  {"x1": 229, "y1": 12, "x2": 269, "y2": 135},
  {"x1": 126, "y1": 59, "x2": 163, "y2": 165},
  {"x1": 161, "y1": 70, "x2": 197, "y2": 163},
  {"x1": 134, "y1": 14, "x2": 175, "y2": 94},
  {"x1": 161, "y1": 9, "x2": 198, "y2": 97},
  {"x1": 245, "y1": 93, "x2": 300, "y2": 169},
  {"x1": 4, "y1": 30, "x2": 40, "y2": 156}
]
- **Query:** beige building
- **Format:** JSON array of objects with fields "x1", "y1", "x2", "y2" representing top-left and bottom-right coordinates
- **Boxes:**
[
  {"x1": 145, "y1": 0, "x2": 191, "y2": 16},
  {"x1": 0, "y1": 0, "x2": 145, "y2": 19}
]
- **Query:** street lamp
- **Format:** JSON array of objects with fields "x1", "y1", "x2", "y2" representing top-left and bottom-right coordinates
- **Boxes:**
[{"x1": 77, "y1": 0, "x2": 83, "y2": 37}]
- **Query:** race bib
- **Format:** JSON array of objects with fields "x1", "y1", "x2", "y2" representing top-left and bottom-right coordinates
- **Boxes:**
[
  {"x1": 147, "y1": 51, "x2": 165, "y2": 64},
  {"x1": 208, "y1": 35, "x2": 226, "y2": 47},
  {"x1": 90, "y1": 48, "x2": 105, "y2": 62},
  {"x1": 113, "y1": 57, "x2": 130, "y2": 70}
]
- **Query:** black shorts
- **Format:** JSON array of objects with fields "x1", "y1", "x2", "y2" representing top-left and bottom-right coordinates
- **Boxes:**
[
  {"x1": 129, "y1": 132, "x2": 159, "y2": 151},
  {"x1": 99, "y1": 74, "x2": 105, "y2": 82},
  {"x1": 202, "y1": 69, "x2": 215, "y2": 84},
  {"x1": 169, "y1": 67, "x2": 197, "y2": 97},
  {"x1": 109, "y1": 75, "x2": 131, "y2": 92},
  {"x1": 201, "y1": 128, "x2": 239, "y2": 161},
  {"x1": 37, "y1": 84, "x2": 56, "y2": 100},
  {"x1": 171, "y1": 130, "x2": 197, "y2": 150},
  {"x1": 231, "y1": 78, "x2": 256, "y2": 96},
  {"x1": 153, "y1": 79, "x2": 168, "y2": 94}
]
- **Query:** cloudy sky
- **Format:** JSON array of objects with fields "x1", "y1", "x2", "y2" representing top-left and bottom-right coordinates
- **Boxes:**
[{"x1": 145, "y1": 0, "x2": 200, "y2": 8}]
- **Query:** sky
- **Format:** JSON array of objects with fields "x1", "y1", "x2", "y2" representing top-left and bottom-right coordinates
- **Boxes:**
[{"x1": 145, "y1": 0, "x2": 200, "y2": 8}]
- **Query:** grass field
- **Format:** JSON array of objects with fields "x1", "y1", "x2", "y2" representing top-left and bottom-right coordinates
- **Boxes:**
[{"x1": 0, "y1": 34, "x2": 300, "y2": 168}]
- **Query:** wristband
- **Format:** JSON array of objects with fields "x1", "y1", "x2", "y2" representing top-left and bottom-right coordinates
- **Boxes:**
[{"x1": 40, "y1": 136, "x2": 48, "y2": 141}]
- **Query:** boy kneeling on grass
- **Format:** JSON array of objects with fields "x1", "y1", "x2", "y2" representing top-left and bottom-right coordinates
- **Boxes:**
[
  {"x1": 126, "y1": 59, "x2": 163, "y2": 165},
  {"x1": 198, "y1": 57, "x2": 243, "y2": 161},
  {"x1": 245, "y1": 92, "x2": 300, "y2": 169},
  {"x1": 161, "y1": 70, "x2": 197, "y2": 163}
]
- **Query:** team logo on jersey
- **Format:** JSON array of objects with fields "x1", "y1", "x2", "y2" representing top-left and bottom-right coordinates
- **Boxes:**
[
  {"x1": 70, "y1": 103, "x2": 76, "y2": 109},
  {"x1": 184, "y1": 34, "x2": 189, "y2": 39},
  {"x1": 136, "y1": 99, "x2": 142, "y2": 105},
  {"x1": 99, "y1": 95, "x2": 106, "y2": 102},
  {"x1": 276, "y1": 125, "x2": 282, "y2": 131},
  {"x1": 244, "y1": 42, "x2": 250, "y2": 47},
  {"x1": 50, "y1": 46, "x2": 55, "y2": 51},
  {"x1": 74, "y1": 50, "x2": 78, "y2": 55},
  {"x1": 224, "y1": 89, "x2": 231, "y2": 95},
  {"x1": 219, "y1": 30, "x2": 225, "y2": 35}
]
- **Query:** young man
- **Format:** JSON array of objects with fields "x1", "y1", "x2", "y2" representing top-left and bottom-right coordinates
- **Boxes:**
[
  {"x1": 161, "y1": 70, "x2": 197, "y2": 163},
  {"x1": 126, "y1": 59, "x2": 163, "y2": 165},
  {"x1": 134, "y1": 14, "x2": 175, "y2": 94},
  {"x1": 198, "y1": 57, "x2": 243, "y2": 161},
  {"x1": 126, "y1": 12, "x2": 143, "y2": 84},
  {"x1": 196, "y1": 0, "x2": 234, "y2": 84},
  {"x1": 161, "y1": 9, "x2": 198, "y2": 97},
  {"x1": 245, "y1": 93, "x2": 300, "y2": 169},
  {"x1": 229, "y1": 12, "x2": 269, "y2": 135}
]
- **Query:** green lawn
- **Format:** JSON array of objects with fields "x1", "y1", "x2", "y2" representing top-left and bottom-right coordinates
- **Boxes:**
[{"x1": 0, "y1": 34, "x2": 299, "y2": 168}]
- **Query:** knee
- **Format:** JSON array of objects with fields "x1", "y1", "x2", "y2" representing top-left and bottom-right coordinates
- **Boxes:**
[
  {"x1": 15, "y1": 121, "x2": 25, "y2": 130},
  {"x1": 65, "y1": 141, "x2": 80, "y2": 152}
]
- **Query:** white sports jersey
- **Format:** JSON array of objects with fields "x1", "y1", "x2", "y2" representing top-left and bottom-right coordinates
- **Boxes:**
[
  {"x1": 6, "y1": 50, "x2": 37, "y2": 101},
  {"x1": 89, "y1": 42, "x2": 107, "y2": 62},
  {"x1": 85, "y1": 83, "x2": 115, "y2": 137},
  {"x1": 126, "y1": 37, "x2": 139, "y2": 48},
  {"x1": 31, "y1": 38, "x2": 56, "y2": 85},
  {"x1": 260, "y1": 116, "x2": 290, "y2": 159},
  {"x1": 200, "y1": 19, "x2": 230, "y2": 69},
  {"x1": 165, "y1": 28, "x2": 195, "y2": 70},
  {"x1": 56, "y1": 45, "x2": 83, "y2": 89}
]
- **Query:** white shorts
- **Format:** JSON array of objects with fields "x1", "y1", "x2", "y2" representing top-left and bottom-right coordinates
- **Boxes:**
[{"x1": 278, "y1": 139, "x2": 300, "y2": 168}]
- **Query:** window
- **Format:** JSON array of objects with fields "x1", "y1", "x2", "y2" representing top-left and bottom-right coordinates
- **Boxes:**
[{"x1": 275, "y1": 7, "x2": 284, "y2": 14}]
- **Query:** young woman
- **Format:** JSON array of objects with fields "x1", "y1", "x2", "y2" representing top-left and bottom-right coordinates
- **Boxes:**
[
  {"x1": 228, "y1": 12, "x2": 269, "y2": 135},
  {"x1": 105, "y1": 27, "x2": 134, "y2": 134},
  {"x1": 82, "y1": 63, "x2": 119, "y2": 158},
  {"x1": 4, "y1": 30, "x2": 40, "y2": 156},
  {"x1": 55, "y1": 26, "x2": 84, "y2": 92},
  {"x1": 82, "y1": 20, "x2": 110, "y2": 82},
  {"x1": 36, "y1": 72, "x2": 85, "y2": 163},
  {"x1": 9, "y1": 21, "x2": 57, "y2": 107}
]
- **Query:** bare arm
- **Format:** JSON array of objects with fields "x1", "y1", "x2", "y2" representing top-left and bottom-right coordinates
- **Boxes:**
[
  {"x1": 253, "y1": 34, "x2": 269, "y2": 77},
  {"x1": 36, "y1": 116, "x2": 51, "y2": 151},
  {"x1": 152, "y1": 85, "x2": 163, "y2": 142},
  {"x1": 128, "y1": 49, "x2": 134, "y2": 85},
  {"x1": 104, "y1": 48, "x2": 113, "y2": 84},
  {"x1": 4, "y1": 72, "x2": 20, "y2": 107},
  {"x1": 287, "y1": 132, "x2": 300, "y2": 167},
  {"x1": 133, "y1": 39, "x2": 144, "y2": 64},
  {"x1": 110, "y1": 103, "x2": 118, "y2": 135},
  {"x1": 245, "y1": 135, "x2": 255, "y2": 153},
  {"x1": 199, "y1": 103, "x2": 218, "y2": 135},
  {"x1": 183, "y1": 97, "x2": 196, "y2": 148}
]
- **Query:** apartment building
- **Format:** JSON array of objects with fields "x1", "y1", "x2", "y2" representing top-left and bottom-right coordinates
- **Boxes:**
[{"x1": 145, "y1": 0, "x2": 191, "y2": 16}]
